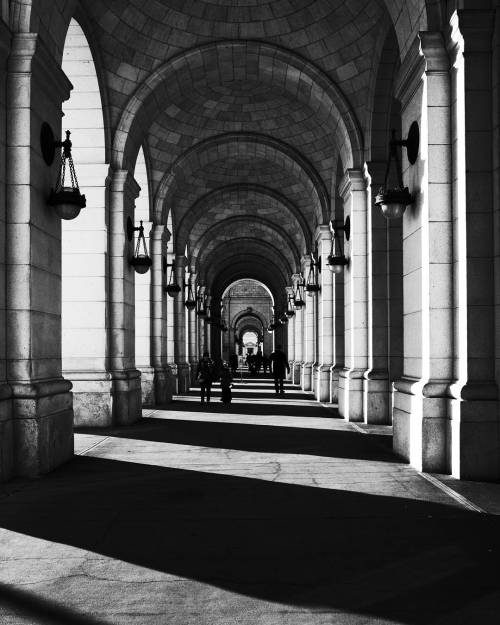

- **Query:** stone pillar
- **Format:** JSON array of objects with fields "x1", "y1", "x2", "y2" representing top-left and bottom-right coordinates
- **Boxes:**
[
  {"x1": 285, "y1": 286, "x2": 295, "y2": 380},
  {"x1": 135, "y1": 220, "x2": 154, "y2": 406},
  {"x1": 165, "y1": 251, "x2": 177, "y2": 394},
  {"x1": 292, "y1": 275, "x2": 304, "y2": 384},
  {"x1": 150, "y1": 224, "x2": 171, "y2": 404},
  {"x1": 364, "y1": 161, "x2": 392, "y2": 423},
  {"x1": 301, "y1": 255, "x2": 314, "y2": 391},
  {"x1": 174, "y1": 255, "x2": 190, "y2": 393},
  {"x1": 338, "y1": 169, "x2": 369, "y2": 421},
  {"x1": 393, "y1": 32, "x2": 455, "y2": 473},
  {"x1": 447, "y1": 12, "x2": 499, "y2": 480},
  {"x1": 0, "y1": 19, "x2": 12, "y2": 480},
  {"x1": 108, "y1": 169, "x2": 142, "y2": 424},
  {"x1": 6, "y1": 34, "x2": 74, "y2": 476},
  {"x1": 315, "y1": 226, "x2": 334, "y2": 402},
  {"x1": 62, "y1": 164, "x2": 113, "y2": 427},
  {"x1": 187, "y1": 272, "x2": 198, "y2": 383}
]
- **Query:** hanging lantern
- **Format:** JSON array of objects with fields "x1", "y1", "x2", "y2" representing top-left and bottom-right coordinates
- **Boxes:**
[
  {"x1": 285, "y1": 292, "x2": 296, "y2": 318},
  {"x1": 196, "y1": 291, "x2": 207, "y2": 317},
  {"x1": 375, "y1": 123, "x2": 419, "y2": 219},
  {"x1": 293, "y1": 278, "x2": 305, "y2": 309},
  {"x1": 42, "y1": 125, "x2": 86, "y2": 220},
  {"x1": 305, "y1": 247, "x2": 320, "y2": 295},
  {"x1": 164, "y1": 258, "x2": 181, "y2": 296},
  {"x1": 184, "y1": 280, "x2": 196, "y2": 310},
  {"x1": 326, "y1": 217, "x2": 350, "y2": 274},
  {"x1": 128, "y1": 218, "x2": 152, "y2": 274}
]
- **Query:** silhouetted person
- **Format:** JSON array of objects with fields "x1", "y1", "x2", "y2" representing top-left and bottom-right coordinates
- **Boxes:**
[
  {"x1": 219, "y1": 363, "x2": 233, "y2": 405},
  {"x1": 254, "y1": 349, "x2": 263, "y2": 375},
  {"x1": 229, "y1": 353, "x2": 238, "y2": 375},
  {"x1": 196, "y1": 351, "x2": 215, "y2": 403},
  {"x1": 270, "y1": 345, "x2": 290, "y2": 395}
]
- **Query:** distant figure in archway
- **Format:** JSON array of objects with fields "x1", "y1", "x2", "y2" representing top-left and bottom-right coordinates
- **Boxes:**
[
  {"x1": 254, "y1": 349, "x2": 263, "y2": 376},
  {"x1": 196, "y1": 351, "x2": 215, "y2": 404},
  {"x1": 270, "y1": 345, "x2": 290, "y2": 395},
  {"x1": 229, "y1": 352, "x2": 238, "y2": 375}
]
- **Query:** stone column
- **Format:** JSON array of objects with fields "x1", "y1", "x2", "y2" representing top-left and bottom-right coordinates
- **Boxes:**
[
  {"x1": 165, "y1": 251, "x2": 177, "y2": 394},
  {"x1": 150, "y1": 224, "x2": 171, "y2": 404},
  {"x1": 174, "y1": 254, "x2": 190, "y2": 393},
  {"x1": 292, "y1": 275, "x2": 304, "y2": 384},
  {"x1": 315, "y1": 225, "x2": 334, "y2": 402},
  {"x1": 338, "y1": 169, "x2": 369, "y2": 421},
  {"x1": 447, "y1": 12, "x2": 499, "y2": 480},
  {"x1": 364, "y1": 161, "x2": 392, "y2": 423},
  {"x1": 0, "y1": 19, "x2": 12, "y2": 480},
  {"x1": 108, "y1": 169, "x2": 142, "y2": 424},
  {"x1": 135, "y1": 220, "x2": 154, "y2": 406},
  {"x1": 62, "y1": 164, "x2": 112, "y2": 427},
  {"x1": 187, "y1": 272, "x2": 198, "y2": 383},
  {"x1": 393, "y1": 32, "x2": 455, "y2": 473},
  {"x1": 5, "y1": 34, "x2": 73, "y2": 476},
  {"x1": 286, "y1": 286, "x2": 295, "y2": 381},
  {"x1": 301, "y1": 255, "x2": 314, "y2": 391}
]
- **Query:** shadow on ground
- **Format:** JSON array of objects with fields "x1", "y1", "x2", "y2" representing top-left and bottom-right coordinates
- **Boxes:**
[
  {"x1": 0, "y1": 452, "x2": 499, "y2": 624},
  {"x1": 77, "y1": 416, "x2": 396, "y2": 462}
]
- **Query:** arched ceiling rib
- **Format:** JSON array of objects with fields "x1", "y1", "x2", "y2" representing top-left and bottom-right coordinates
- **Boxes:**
[
  {"x1": 190, "y1": 216, "x2": 301, "y2": 270},
  {"x1": 155, "y1": 133, "x2": 330, "y2": 228},
  {"x1": 175, "y1": 184, "x2": 310, "y2": 256}
]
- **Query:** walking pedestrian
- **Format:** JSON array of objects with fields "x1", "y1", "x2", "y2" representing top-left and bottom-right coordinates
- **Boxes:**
[
  {"x1": 269, "y1": 345, "x2": 290, "y2": 395},
  {"x1": 196, "y1": 351, "x2": 215, "y2": 403}
]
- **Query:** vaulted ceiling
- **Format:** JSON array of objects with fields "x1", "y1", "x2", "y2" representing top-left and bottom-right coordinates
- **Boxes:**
[{"x1": 53, "y1": 0, "x2": 430, "y2": 301}]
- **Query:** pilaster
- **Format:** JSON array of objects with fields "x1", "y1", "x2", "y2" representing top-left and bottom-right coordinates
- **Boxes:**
[
  {"x1": 174, "y1": 254, "x2": 190, "y2": 393},
  {"x1": 300, "y1": 255, "x2": 314, "y2": 391},
  {"x1": 108, "y1": 168, "x2": 142, "y2": 424},
  {"x1": 6, "y1": 33, "x2": 74, "y2": 476},
  {"x1": 315, "y1": 225, "x2": 334, "y2": 402},
  {"x1": 338, "y1": 168, "x2": 370, "y2": 421}
]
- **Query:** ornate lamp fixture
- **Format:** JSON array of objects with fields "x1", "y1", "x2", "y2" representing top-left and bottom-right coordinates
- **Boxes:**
[
  {"x1": 184, "y1": 279, "x2": 196, "y2": 310},
  {"x1": 285, "y1": 293, "x2": 296, "y2": 318},
  {"x1": 196, "y1": 290, "x2": 207, "y2": 317},
  {"x1": 375, "y1": 122, "x2": 419, "y2": 219},
  {"x1": 305, "y1": 245, "x2": 321, "y2": 295},
  {"x1": 293, "y1": 276, "x2": 305, "y2": 309},
  {"x1": 127, "y1": 218, "x2": 152, "y2": 274},
  {"x1": 41, "y1": 123, "x2": 86, "y2": 220},
  {"x1": 163, "y1": 257, "x2": 181, "y2": 295},
  {"x1": 326, "y1": 216, "x2": 350, "y2": 273}
]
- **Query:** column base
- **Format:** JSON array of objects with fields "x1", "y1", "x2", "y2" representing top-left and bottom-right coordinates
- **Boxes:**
[
  {"x1": 315, "y1": 364, "x2": 332, "y2": 402},
  {"x1": 154, "y1": 367, "x2": 173, "y2": 405},
  {"x1": 138, "y1": 366, "x2": 155, "y2": 407},
  {"x1": 449, "y1": 383, "x2": 500, "y2": 481},
  {"x1": 110, "y1": 369, "x2": 142, "y2": 426},
  {"x1": 330, "y1": 366, "x2": 341, "y2": 404},
  {"x1": 0, "y1": 384, "x2": 13, "y2": 481},
  {"x1": 167, "y1": 363, "x2": 178, "y2": 395},
  {"x1": 338, "y1": 368, "x2": 364, "y2": 421},
  {"x1": 363, "y1": 370, "x2": 391, "y2": 424},
  {"x1": 292, "y1": 361, "x2": 303, "y2": 386},
  {"x1": 301, "y1": 362, "x2": 313, "y2": 391},
  {"x1": 393, "y1": 378, "x2": 448, "y2": 473},
  {"x1": 10, "y1": 378, "x2": 73, "y2": 478},
  {"x1": 176, "y1": 362, "x2": 191, "y2": 394},
  {"x1": 67, "y1": 371, "x2": 113, "y2": 427}
]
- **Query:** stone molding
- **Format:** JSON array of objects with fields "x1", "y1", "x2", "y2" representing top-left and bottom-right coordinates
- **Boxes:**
[{"x1": 8, "y1": 32, "x2": 72, "y2": 104}]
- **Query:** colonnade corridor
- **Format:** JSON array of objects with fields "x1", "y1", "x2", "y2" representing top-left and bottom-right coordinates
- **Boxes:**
[{"x1": 0, "y1": 376, "x2": 498, "y2": 624}]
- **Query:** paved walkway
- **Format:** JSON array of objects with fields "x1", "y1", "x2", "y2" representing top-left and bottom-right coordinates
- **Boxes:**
[{"x1": 1, "y1": 376, "x2": 500, "y2": 624}]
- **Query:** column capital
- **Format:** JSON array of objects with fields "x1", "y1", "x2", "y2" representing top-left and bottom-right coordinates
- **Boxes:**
[
  {"x1": 110, "y1": 169, "x2": 141, "y2": 201},
  {"x1": 8, "y1": 32, "x2": 72, "y2": 103},
  {"x1": 339, "y1": 168, "x2": 369, "y2": 200},
  {"x1": 314, "y1": 224, "x2": 331, "y2": 243}
]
